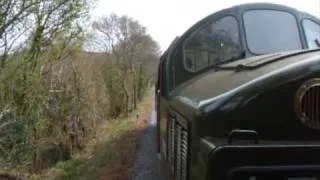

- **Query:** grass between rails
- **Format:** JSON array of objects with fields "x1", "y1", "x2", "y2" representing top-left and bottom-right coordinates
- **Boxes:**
[{"x1": 30, "y1": 89, "x2": 153, "y2": 180}]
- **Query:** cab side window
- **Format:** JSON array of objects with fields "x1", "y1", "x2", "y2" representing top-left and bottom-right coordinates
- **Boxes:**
[
  {"x1": 303, "y1": 19, "x2": 320, "y2": 49},
  {"x1": 183, "y1": 16, "x2": 241, "y2": 72}
]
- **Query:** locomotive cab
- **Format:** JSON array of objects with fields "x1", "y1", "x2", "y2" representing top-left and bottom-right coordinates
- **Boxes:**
[{"x1": 155, "y1": 3, "x2": 320, "y2": 180}]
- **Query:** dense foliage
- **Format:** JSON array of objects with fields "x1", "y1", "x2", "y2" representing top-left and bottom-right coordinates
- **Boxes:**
[{"x1": 0, "y1": 1, "x2": 159, "y2": 178}]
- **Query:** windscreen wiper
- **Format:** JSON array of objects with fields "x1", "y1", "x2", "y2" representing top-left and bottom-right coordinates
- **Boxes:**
[
  {"x1": 216, "y1": 50, "x2": 246, "y2": 66},
  {"x1": 216, "y1": 48, "x2": 320, "y2": 72},
  {"x1": 198, "y1": 50, "x2": 246, "y2": 73}
]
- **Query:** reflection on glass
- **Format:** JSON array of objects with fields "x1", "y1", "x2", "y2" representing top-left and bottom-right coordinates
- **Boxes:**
[
  {"x1": 184, "y1": 16, "x2": 241, "y2": 72},
  {"x1": 303, "y1": 19, "x2": 320, "y2": 49}
]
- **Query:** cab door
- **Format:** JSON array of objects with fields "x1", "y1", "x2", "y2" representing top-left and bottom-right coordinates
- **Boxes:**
[
  {"x1": 157, "y1": 37, "x2": 180, "y2": 160},
  {"x1": 155, "y1": 57, "x2": 164, "y2": 153}
]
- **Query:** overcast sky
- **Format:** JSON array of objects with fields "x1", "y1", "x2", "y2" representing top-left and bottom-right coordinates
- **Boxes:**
[{"x1": 90, "y1": 0, "x2": 320, "y2": 52}]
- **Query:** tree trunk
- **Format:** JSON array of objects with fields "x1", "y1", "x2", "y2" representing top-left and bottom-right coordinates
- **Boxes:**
[
  {"x1": 133, "y1": 71, "x2": 137, "y2": 109},
  {"x1": 123, "y1": 74, "x2": 129, "y2": 116}
]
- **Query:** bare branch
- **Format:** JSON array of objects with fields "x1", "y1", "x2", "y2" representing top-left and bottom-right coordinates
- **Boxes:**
[{"x1": 0, "y1": 0, "x2": 36, "y2": 38}]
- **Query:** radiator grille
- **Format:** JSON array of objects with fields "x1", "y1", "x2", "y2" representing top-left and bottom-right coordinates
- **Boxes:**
[
  {"x1": 167, "y1": 115, "x2": 189, "y2": 180},
  {"x1": 295, "y1": 79, "x2": 320, "y2": 129},
  {"x1": 168, "y1": 117, "x2": 175, "y2": 171},
  {"x1": 303, "y1": 86, "x2": 319, "y2": 117},
  {"x1": 175, "y1": 125, "x2": 182, "y2": 180},
  {"x1": 181, "y1": 130, "x2": 188, "y2": 180}
]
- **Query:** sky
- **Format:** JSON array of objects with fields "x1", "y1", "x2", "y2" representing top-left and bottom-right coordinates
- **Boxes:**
[{"x1": 90, "y1": 0, "x2": 320, "y2": 52}]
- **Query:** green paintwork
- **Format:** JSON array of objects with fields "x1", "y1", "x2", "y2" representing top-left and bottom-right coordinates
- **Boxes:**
[
  {"x1": 156, "y1": 2, "x2": 320, "y2": 180},
  {"x1": 171, "y1": 50, "x2": 320, "y2": 108}
]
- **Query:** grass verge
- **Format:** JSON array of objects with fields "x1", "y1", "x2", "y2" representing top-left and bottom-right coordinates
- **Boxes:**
[{"x1": 29, "y1": 89, "x2": 153, "y2": 180}]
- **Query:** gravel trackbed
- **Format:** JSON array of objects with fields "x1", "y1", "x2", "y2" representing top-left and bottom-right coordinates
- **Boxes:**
[{"x1": 131, "y1": 100, "x2": 162, "y2": 180}]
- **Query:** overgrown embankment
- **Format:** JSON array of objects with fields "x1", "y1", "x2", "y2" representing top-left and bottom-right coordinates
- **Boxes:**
[
  {"x1": 0, "y1": 1, "x2": 160, "y2": 179},
  {"x1": 32, "y1": 89, "x2": 153, "y2": 180}
]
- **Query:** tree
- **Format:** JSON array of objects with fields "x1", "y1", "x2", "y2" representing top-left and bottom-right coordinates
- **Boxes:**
[
  {"x1": 93, "y1": 14, "x2": 160, "y2": 116},
  {"x1": 0, "y1": 0, "x2": 36, "y2": 67},
  {"x1": 0, "y1": 0, "x2": 95, "y2": 174}
]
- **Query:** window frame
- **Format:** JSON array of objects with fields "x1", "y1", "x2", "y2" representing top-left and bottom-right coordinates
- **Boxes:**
[
  {"x1": 301, "y1": 18, "x2": 320, "y2": 49},
  {"x1": 182, "y1": 15, "x2": 242, "y2": 73},
  {"x1": 242, "y1": 9, "x2": 303, "y2": 55}
]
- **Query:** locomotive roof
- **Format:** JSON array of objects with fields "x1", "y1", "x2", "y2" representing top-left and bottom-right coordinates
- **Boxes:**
[
  {"x1": 161, "y1": 3, "x2": 320, "y2": 118},
  {"x1": 162, "y1": 2, "x2": 320, "y2": 56}
]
